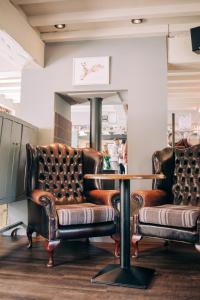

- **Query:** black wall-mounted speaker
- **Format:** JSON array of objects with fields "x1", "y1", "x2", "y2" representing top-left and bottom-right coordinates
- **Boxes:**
[{"x1": 190, "y1": 26, "x2": 200, "y2": 54}]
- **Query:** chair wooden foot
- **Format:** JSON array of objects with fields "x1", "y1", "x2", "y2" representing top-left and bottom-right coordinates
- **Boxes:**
[
  {"x1": 164, "y1": 240, "x2": 171, "y2": 250},
  {"x1": 44, "y1": 240, "x2": 60, "y2": 267},
  {"x1": 195, "y1": 244, "x2": 200, "y2": 253},
  {"x1": 85, "y1": 238, "x2": 90, "y2": 244},
  {"x1": 27, "y1": 225, "x2": 34, "y2": 249},
  {"x1": 114, "y1": 240, "x2": 120, "y2": 258},
  {"x1": 111, "y1": 235, "x2": 120, "y2": 258},
  {"x1": 131, "y1": 235, "x2": 142, "y2": 257}
]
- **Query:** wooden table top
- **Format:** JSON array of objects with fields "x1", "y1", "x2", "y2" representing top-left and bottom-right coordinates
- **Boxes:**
[{"x1": 84, "y1": 174, "x2": 165, "y2": 180}]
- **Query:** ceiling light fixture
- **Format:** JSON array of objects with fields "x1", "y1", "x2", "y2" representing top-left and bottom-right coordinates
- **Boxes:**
[
  {"x1": 54, "y1": 24, "x2": 65, "y2": 29},
  {"x1": 131, "y1": 19, "x2": 143, "y2": 24}
]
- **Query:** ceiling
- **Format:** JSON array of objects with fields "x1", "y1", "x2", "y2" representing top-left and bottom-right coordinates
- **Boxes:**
[
  {"x1": 11, "y1": 0, "x2": 200, "y2": 43},
  {"x1": 9, "y1": 0, "x2": 200, "y2": 113},
  {"x1": 0, "y1": 30, "x2": 28, "y2": 104},
  {"x1": 168, "y1": 68, "x2": 200, "y2": 113}
]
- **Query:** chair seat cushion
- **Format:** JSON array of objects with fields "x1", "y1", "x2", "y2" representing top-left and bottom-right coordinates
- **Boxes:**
[
  {"x1": 56, "y1": 202, "x2": 115, "y2": 226},
  {"x1": 139, "y1": 205, "x2": 200, "y2": 228}
]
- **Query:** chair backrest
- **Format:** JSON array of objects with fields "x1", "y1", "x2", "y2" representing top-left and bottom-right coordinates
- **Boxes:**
[
  {"x1": 153, "y1": 145, "x2": 200, "y2": 206},
  {"x1": 152, "y1": 147, "x2": 174, "y2": 202},
  {"x1": 173, "y1": 145, "x2": 200, "y2": 206},
  {"x1": 26, "y1": 143, "x2": 103, "y2": 205}
]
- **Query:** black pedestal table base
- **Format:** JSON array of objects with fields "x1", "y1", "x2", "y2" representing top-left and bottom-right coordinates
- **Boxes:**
[{"x1": 92, "y1": 264, "x2": 155, "y2": 289}]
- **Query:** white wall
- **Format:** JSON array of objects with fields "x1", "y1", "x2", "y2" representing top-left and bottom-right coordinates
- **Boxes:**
[
  {"x1": 20, "y1": 69, "x2": 55, "y2": 144},
  {"x1": 18, "y1": 37, "x2": 167, "y2": 234}
]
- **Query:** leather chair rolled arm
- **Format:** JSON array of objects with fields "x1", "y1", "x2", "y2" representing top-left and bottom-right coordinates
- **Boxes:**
[
  {"x1": 28, "y1": 189, "x2": 59, "y2": 242},
  {"x1": 86, "y1": 189, "x2": 120, "y2": 207},
  {"x1": 131, "y1": 189, "x2": 169, "y2": 208}
]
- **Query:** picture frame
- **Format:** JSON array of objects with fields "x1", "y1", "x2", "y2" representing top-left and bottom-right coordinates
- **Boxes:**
[{"x1": 73, "y1": 56, "x2": 110, "y2": 85}]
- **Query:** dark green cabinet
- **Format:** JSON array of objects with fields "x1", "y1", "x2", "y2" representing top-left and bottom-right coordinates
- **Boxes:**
[
  {"x1": 16, "y1": 125, "x2": 37, "y2": 200},
  {"x1": 0, "y1": 114, "x2": 38, "y2": 204}
]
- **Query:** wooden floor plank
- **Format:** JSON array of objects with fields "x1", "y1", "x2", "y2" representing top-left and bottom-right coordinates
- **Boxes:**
[{"x1": 0, "y1": 237, "x2": 199, "y2": 300}]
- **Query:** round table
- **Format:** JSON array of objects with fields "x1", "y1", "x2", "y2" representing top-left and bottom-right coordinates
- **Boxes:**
[{"x1": 84, "y1": 173, "x2": 165, "y2": 289}]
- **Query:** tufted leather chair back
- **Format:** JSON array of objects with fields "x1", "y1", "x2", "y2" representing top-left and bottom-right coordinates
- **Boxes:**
[
  {"x1": 173, "y1": 146, "x2": 200, "y2": 206},
  {"x1": 153, "y1": 145, "x2": 200, "y2": 206},
  {"x1": 152, "y1": 147, "x2": 174, "y2": 202},
  {"x1": 26, "y1": 143, "x2": 103, "y2": 205}
]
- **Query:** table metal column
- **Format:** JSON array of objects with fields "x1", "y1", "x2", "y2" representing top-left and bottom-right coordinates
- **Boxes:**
[
  {"x1": 91, "y1": 178, "x2": 155, "y2": 288},
  {"x1": 120, "y1": 179, "x2": 130, "y2": 269}
]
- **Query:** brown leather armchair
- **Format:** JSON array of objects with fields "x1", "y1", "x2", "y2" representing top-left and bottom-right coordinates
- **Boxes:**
[
  {"x1": 26, "y1": 143, "x2": 120, "y2": 267},
  {"x1": 132, "y1": 145, "x2": 200, "y2": 257}
]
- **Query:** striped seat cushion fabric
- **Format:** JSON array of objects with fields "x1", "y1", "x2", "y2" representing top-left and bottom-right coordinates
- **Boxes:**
[
  {"x1": 56, "y1": 202, "x2": 115, "y2": 226},
  {"x1": 139, "y1": 205, "x2": 200, "y2": 229}
]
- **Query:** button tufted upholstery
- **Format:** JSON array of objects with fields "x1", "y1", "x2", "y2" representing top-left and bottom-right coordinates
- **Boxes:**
[
  {"x1": 173, "y1": 146, "x2": 200, "y2": 206},
  {"x1": 36, "y1": 144, "x2": 85, "y2": 205},
  {"x1": 132, "y1": 144, "x2": 200, "y2": 257},
  {"x1": 26, "y1": 143, "x2": 120, "y2": 267}
]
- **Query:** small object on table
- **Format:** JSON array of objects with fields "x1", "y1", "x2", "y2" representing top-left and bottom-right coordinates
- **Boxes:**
[{"x1": 84, "y1": 173, "x2": 165, "y2": 289}]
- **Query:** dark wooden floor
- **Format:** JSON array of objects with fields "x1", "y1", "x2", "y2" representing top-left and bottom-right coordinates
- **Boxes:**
[{"x1": 0, "y1": 236, "x2": 199, "y2": 300}]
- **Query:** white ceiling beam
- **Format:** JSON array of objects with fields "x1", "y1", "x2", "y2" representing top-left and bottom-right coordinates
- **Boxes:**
[
  {"x1": 0, "y1": 0, "x2": 44, "y2": 67},
  {"x1": 168, "y1": 79, "x2": 200, "y2": 84},
  {"x1": 29, "y1": 3, "x2": 200, "y2": 27},
  {"x1": 41, "y1": 24, "x2": 168, "y2": 42},
  {"x1": 168, "y1": 71, "x2": 200, "y2": 76},
  {"x1": 168, "y1": 98, "x2": 200, "y2": 101},
  {"x1": 168, "y1": 76, "x2": 200, "y2": 82},
  {"x1": 169, "y1": 93, "x2": 200, "y2": 96},
  {"x1": 168, "y1": 102, "x2": 200, "y2": 105},
  {"x1": 168, "y1": 80, "x2": 200, "y2": 89},
  {"x1": 0, "y1": 78, "x2": 21, "y2": 84},
  {"x1": 0, "y1": 82, "x2": 20, "y2": 88},
  {"x1": 168, "y1": 92, "x2": 200, "y2": 97},
  {"x1": 12, "y1": 0, "x2": 63, "y2": 4},
  {"x1": 169, "y1": 86, "x2": 200, "y2": 90},
  {"x1": 168, "y1": 107, "x2": 200, "y2": 110},
  {"x1": 0, "y1": 71, "x2": 21, "y2": 78}
]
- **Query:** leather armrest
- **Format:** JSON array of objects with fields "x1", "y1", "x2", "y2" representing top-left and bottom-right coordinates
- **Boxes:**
[
  {"x1": 31, "y1": 189, "x2": 56, "y2": 206},
  {"x1": 86, "y1": 189, "x2": 120, "y2": 206},
  {"x1": 131, "y1": 189, "x2": 169, "y2": 208},
  {"x1": 31, "y1": 189, "x2": 58, "y2": 240}
]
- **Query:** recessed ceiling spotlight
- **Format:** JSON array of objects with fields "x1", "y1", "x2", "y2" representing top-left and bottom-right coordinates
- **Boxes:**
[
  {"x1": 54, "y1": 24, "x2": 65, "y2": 29},
  {"x1": 131, "y1": 19, "x2": 143, "y2": 24}
]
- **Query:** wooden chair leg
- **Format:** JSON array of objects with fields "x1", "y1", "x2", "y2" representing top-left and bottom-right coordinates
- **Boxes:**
[
  {"x1": 44, "y1": 240, "x2": 60, "y2": 268},
  {"x1": 27, "y1": 225, "x2": 34, "y2": 249},
  {"x1": 131, "y1": 235, "x2": 142, "y2": 257},
  {"x1": 111, "y1": 235, "x2": 120, "y2": 258},
  {"x1": 164, "y1": 240, "x2": 170, "y2": 247},
  {"x1": 85, "y1": 238, "x2": 90, "y2": 244},
  {"x1": 195, "y1": 244, "x2": 200, "y2": 253}
]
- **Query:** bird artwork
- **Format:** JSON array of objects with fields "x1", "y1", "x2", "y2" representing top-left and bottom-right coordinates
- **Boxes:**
[
  {"x1": 80, "y1": 62, "x2": 104, "y2": 80},
  {"x1": 73, "y1": 57, "x2": 109, "y2": 85}
]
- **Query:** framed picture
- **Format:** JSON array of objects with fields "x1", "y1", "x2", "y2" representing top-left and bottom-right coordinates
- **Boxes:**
[{"x1": 73, "y1": 56, "x2": 110, "y2": 85}]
